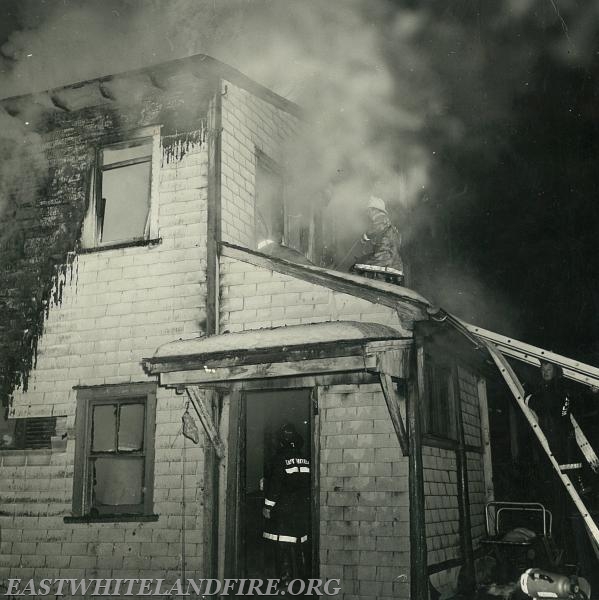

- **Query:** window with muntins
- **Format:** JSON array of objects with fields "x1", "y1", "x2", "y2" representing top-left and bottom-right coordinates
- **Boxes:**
[{"x1": 73, "y1": 383, "x2": 156, "y2": 518}]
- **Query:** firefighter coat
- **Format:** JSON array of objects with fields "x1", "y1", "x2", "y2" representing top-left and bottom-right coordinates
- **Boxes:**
[
  {"x1": 359, "y1": 210, "x2": 404, "y2": 273},
  {"x1": 528, "y1": 377, "x2": 576, "y2": 464},
  {"x1": 263, "y1": 447, "x2": 311, "y2": 543}
]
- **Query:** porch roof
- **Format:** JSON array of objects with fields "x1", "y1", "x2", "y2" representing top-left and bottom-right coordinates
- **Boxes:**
[
  {"x1": 149, "y1": 321, "x2": 402, "y2": 361},
  {"x1": 143, "y1": 321, "x2": 411, "y2": 386}
]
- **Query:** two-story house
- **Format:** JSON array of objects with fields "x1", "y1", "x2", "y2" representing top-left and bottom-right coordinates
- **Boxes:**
[{"x1": 0, "y1": 54, "x2": 497, "y2": 600}]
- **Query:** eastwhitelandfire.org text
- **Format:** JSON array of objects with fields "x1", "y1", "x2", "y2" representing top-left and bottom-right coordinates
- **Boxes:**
[{"x1": 4, "y1": 578, "x2": 342, "y2": 596}]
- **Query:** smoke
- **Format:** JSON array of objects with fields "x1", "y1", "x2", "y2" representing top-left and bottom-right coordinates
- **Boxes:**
[
  {"x1": 1, "y1": 0, "x2": 598, "y2": 338},
  {"x1": 0, "y1": 105, "x2": 47, "y2": 243},
  {"x1": 2, "y1": 1, "x2": 432, "y2": 208}
]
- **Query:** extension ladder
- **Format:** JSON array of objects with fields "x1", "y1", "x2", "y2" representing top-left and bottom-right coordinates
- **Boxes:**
[{"x1": 451, "y1": 317, "x2": 599, "y2": 549}]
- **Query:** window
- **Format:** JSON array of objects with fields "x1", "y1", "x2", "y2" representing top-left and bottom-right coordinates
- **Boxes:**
[
  {"x1": 81, "y1": 127, "x2": 160, "y2": 248},
  {"x1": 254, "y1": 149, "x2": 313, "y2": 258},
  {"x1": 255, "y1": 151, "x2": 284, "y2": 249},
  {"x1": 72, "y1": 383, "x2": 156, "y2": 518},
  {"x1": 422, "y1": 354, "x2": 457, "y2": 439}
]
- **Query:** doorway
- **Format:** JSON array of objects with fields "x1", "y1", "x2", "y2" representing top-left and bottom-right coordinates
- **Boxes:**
[{"x1": 241, "y1": 388, "x2": 314, "y2": 578}]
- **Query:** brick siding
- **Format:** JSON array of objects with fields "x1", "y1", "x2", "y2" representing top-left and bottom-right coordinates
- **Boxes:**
[
  {"x1": 422, "y1": 447, "x2": 460, "y2": 566},
  {"x1": 319, "y1": 384, "x2": 410, "y2": 600},
  {"x1": 0, "y1": 141, "x2": 210, "y2": 591},
  {"x1": 220, "y1": 256, "x2": 404, "y2": 333},
  {"x1": 422, "y1": 365, "x2": 488, "y2": 597},
  {"x1": 458, "y1": 368, "x2": 486, "y2": 547},
  {"x1": 220, "y1": 80, "x2": 300, "y2": 248}
]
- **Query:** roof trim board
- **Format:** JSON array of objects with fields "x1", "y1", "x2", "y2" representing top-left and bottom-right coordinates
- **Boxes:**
[
  {"x1": 1, "y1": 54, "x2": 301, "y2": 118},
  {"x1": 220, "y1": 242, "x2": 431, "y2": 322},
  {"x1": 143, "y1": 321, "x2": 412, "y2": 385}
]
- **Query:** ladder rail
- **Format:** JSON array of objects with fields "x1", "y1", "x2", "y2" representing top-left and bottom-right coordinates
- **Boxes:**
[
  {"x1": 482, "y1": 339, "x2": 599, "y2": 547},
  {"x1": 447, "y1": 314, "x2": 599, "y2": 470},
  {"x1": 463, "y1": 321, "x2": 599, "y2": 388}
]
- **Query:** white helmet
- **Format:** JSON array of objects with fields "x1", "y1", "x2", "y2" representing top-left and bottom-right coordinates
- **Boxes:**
[{"x1": 367, "y1": 196, "x2": 387, "y2": 213}]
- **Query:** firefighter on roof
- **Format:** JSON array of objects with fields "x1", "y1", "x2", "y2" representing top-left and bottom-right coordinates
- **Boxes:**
[
  {"x1": 352, "y1": 196, "x2": 404, "y2": 284},
  {"x1": 262, "y1": 422, "x2": 310, "y2": 583}
]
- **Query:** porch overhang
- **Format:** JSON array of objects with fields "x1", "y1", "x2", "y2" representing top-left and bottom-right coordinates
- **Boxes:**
[{"x1": 143, "y1": 321, "x2": 412, "y2": 387}]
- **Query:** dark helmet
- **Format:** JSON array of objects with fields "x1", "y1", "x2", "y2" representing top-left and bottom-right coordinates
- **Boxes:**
[{"x1": 279, "y1": 422, "x2": 303, "y2": 450}]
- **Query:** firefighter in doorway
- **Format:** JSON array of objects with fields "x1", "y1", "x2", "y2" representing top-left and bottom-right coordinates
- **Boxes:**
[
  {"x1": 351, "y1": 196, "x2": 404, "y2": 285},
  {"x1": 262, "y1": 423, "x2": 311, "y2": 583}
]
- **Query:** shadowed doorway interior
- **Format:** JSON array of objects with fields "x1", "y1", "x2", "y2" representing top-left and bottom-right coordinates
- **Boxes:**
[{"x1": 242, "y1": 388, "x2": 313, "y2": 578}]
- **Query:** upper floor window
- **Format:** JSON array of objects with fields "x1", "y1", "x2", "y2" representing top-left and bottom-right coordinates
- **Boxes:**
[
  {"x1": 81, "y1": 127, "x2": 160, "y2": 249},
  {"x1": 254, "y1": 149, "x2": 314, "y2": 260},
  {"x1": 255, "y1": 151, "x2": 284, "y2": 249},
  {"x1": 422, "y1": 354, "x2": 457, "y2": 440}
]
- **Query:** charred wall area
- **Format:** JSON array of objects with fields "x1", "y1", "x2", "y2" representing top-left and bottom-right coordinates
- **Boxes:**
[{"x1": 0, "y1": 65, "x2": 218, "y2": 410}]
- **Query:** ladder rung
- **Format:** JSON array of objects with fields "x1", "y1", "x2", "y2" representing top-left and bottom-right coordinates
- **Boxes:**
[{"x1": 482, "y1": 340, "x2": 599, "y2": 548}]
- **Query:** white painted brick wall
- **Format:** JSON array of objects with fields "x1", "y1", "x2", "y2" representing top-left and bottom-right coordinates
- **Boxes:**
[
  {"x1": 220, "y1": 257, "x2": 404, "y2": 333},
  {"x1": 320, "y1": 384, "x2": 410, "y2": 600},
  {"x1": 220, "y1": 80, "x2": 300, "y2": 248},
  {"x1": 1, "y1": 144, "x2": 210, "y2": 588}
]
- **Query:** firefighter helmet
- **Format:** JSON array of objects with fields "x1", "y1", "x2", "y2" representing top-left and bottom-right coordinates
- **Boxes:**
[
  {"x1": 279, "y1": 423, "x2": 303, "y2": 449},
  {"x1": 367, "y1": 196, "x2": 387, "y2": 213}
]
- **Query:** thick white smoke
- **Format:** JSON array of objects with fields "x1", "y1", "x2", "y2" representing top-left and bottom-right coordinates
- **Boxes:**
[{"x1": 0, "y1": 0, "x2": 594, "y2": 333}]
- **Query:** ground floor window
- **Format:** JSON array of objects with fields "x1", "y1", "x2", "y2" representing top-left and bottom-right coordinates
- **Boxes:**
[{"x1": 72, "y1": 382, "x2": 156, "y2": 518}]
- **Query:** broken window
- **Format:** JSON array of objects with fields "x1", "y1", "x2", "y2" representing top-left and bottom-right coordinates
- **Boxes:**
[
  {"x1": 422, "y1": 355, "x2": 457, "y2": 439},
  {"x1": 255, "y1": 152, "x2": 285, "y2": 249},
  {"x1": 254, "y1": 149, "x2": 315, "y2": 260},
  {"x1": 81, "y1": 128, "x2": 159, "y2": 248},
  {"x1": 73, "y1": 384, "x2": 156, "y2": 518}
]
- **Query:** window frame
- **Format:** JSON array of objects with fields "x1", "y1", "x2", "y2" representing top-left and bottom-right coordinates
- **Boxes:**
[
  {"x1": 81, "y1": 126, "x2": 161, "y2": 250},
  {"x1": 421, "y1": 352, "x2": 458, "y2": 442},
  {"x1": 254, "y1": 149, "x2": 285, "y2": 249},
  {"x1": 254, "y1": 148, "x2": 316, "y2": 260},
  {"x1": 72, "y1": 382, "x2": 157, "y2": 520}
]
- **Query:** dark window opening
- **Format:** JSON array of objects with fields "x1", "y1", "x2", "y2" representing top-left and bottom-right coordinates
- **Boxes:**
[
  {"x1": 423, "y1": 355, "x2": 456, "y2": 439},
  {"x1": 96, "y1": 139, "x2": 153, "y2": 245},
  {"x1": 254, "y1": 150, "x2": 315, "y2": 261},
  {"x1": 0, "y1": 415, "x2": 57, "y2": 450},
  {"x1": 255, "y1": 153, "x2": 284, "y2": 248}
]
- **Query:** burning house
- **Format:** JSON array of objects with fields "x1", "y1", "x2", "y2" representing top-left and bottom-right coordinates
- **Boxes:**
[{"x1": 1, "y1": 54, "x2": 597, "y2": 600}]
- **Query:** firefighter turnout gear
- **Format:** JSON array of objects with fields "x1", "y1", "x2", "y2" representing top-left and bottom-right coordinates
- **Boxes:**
[
  {"x1": 351, "y1": 197, "x2": 404, "y2": 284},
  {"x1": 263, "y1": 454, "x2": 311, "y2": 544},
  {"x1": 263, "y1": 424, "x2": 311, "y2": 581}
]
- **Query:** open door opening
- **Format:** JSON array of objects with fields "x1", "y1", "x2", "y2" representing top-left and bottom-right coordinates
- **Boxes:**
[{"x1": 241, "y1": 388, "x2": 314, "y2": 579}]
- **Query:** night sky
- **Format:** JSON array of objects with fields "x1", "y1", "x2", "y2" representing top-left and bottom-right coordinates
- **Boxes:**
[{"x1": 1, "y1": 0, "x2": 599, "y2": 362}]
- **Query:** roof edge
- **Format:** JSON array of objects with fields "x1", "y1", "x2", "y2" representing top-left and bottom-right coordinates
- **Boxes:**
[
  {"x1": 220, "y1": 241, "x2": 432, "y2": 312},
  {"x1": 0, "y1": 54, "x2": 302, "y2": 118}
]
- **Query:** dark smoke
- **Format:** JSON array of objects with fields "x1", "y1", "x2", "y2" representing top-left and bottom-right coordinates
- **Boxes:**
[{"x1": 1, "y1": 0, "x2": 599, "y2": 355}]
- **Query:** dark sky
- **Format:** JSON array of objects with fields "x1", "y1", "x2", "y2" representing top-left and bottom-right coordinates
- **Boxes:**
[
  {"x1": 1, "y1": 0, "x2": 599, "y2": 362},
  {"x1": 386, "y1": 1, "x2": 599, "y2": 360}
]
